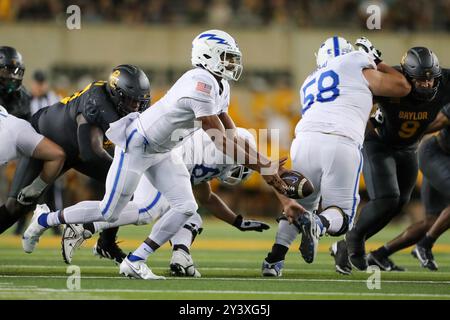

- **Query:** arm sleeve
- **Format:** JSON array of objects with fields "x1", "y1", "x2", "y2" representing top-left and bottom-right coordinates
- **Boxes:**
[{"x1": 15, "y1": 118, "x2": 44, "y2": 157}]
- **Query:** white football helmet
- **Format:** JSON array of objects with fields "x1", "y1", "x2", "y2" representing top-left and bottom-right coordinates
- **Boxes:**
[
  {"x1": 191, "y1": 29, "x2": 243, "y2": 81},
  {"x1": 219, "y1": 127, "x2": 256, "y2": 185},
  {"x1": 316, "y1": 36, "x2": 354, "y2": 68},
  {"x1": 0, "y1": 105, "x2": 8, "y2": 115}
]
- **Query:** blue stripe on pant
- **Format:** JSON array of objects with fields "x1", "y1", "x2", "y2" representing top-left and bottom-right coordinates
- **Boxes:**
[
  {"x1": 139, "y1": 192, "x2": 162, "y2": 214},
  {"x1": 101, "y1": 128, "x2": 138, "y2": 217},
  {"x1": 350, "y1": 149, "x2": 363, "y2": 224},
  {"x1": 102, "y1": 151, "x2": 125, "y2": 216}
]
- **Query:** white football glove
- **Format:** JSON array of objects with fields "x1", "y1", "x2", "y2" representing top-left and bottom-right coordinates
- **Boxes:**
[
  {"x1": 233, "y1": 215, "x2": 270, "y2": 232},
  {"x1": 355, "y1": 37, "x2": 382, "y2": 65}
]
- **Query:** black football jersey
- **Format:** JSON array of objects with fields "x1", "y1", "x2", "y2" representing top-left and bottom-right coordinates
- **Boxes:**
[
  {"x1": 32, "y1": 81, "x2": 120, "y2": 158},
  {"x1": 0, "y1": 86, "x2": 32, "y2": 121},
  {"x1": 373, "y1": 68, "x2": 450, "y2": 148}
]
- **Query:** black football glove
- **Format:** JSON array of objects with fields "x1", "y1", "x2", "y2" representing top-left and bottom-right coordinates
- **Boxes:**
[
  {"x1": 233, "y1": 214, "x2": 270, "y2": 232},
  {"x1": 355, "y1": 37, "x2": 382, "y2": 65}
]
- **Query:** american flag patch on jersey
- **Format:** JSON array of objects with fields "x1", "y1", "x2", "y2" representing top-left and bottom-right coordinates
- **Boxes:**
[{"x1": 196, "y1": 82, "x2": 212, "y2": 94}]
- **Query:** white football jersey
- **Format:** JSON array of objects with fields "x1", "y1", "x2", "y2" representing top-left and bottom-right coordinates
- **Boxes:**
[
  {"x1": 296, "y1": 51, "x2": 376, "y2": 145},
  {"x1": 179, "y1": 129, "x2": 234, "y2": 185},
  {"x1": 0, "y1": 111, "x2": 44, "y2": 166},
  {"x1": 137, "y1": 67, "x2": 230, "y2": 153},
  {"x1": 133, "y1": 130, "x2": 233, "y2": 206}
]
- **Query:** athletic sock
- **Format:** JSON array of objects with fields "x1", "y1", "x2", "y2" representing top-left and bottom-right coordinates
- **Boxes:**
[
  {"x1": 131, "y1": 242, "x2": 154, "y2": 261},
  {"x1": 418, "y1": 234, "x2": 436, "y2": 249},
  {"x1": 373, "y1": 245, "x2": 390, "y2": 257},
  {"x1": 266, "y1": 243, "x2": 289, "y2": 263},
  {"x1": 45, "y1": 211, "x2": 60, "y2": 227},
  {"x1": 83, "y1": 223, "x2": 96, "y2": 234}
]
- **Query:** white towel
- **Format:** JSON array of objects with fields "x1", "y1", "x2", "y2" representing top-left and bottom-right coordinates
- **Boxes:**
[{"x1": 106, "y1": 112, "x2": 140, "y2": 149}]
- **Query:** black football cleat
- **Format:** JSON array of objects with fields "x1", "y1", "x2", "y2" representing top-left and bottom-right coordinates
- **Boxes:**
[
  {"x1": 93, "y1": 237, "x2": 127, "y2": 265},
  {"x1": 330, "y1": 240, "x2": 352, "y2": 275},
  {"x1": 411, "y1": 245, "x2": 438, "y2": 271},
  {"x1": 367, "y1": 251, "x2": 406, "y2": 272},
  {"x1": 345, "y1": 231, "x2": 367, "y2": 271}
]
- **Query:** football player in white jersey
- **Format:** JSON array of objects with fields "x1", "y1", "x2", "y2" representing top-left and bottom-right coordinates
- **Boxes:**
[
  {"x1": 0, "y1": 105, "x2": 65, "y2": 208},
  {"x1": 261, "y1": 36, "x2": 412, "y2": 276},
  {"x1": 61, "y1": 128, "x2": 269, "y2": 277},
  {"x1": 23, "y1": 30, "x2": 288, "y2": 280}
]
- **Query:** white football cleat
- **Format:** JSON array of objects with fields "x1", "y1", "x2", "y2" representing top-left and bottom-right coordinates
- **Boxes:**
[
  {"x1": 261, "y1": 259, "x2": 284, "y2": 277},
  {"x1": 119, "y1": 256, "x2": 166, "y2": 280},
  {"x1": 22, "y1": 204, "x2": 51, "y2": 253},
  {"x1": 169, "y1": 249, "x2": 201, "y2": 277},
  {"x1": 298, "y1": 211, "x2": 320, "y2": 264},
  {"x1": 61, "y1": 224, "x2": 92, "y2": 264}
]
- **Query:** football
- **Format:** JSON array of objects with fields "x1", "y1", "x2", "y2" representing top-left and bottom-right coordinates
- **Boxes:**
[{"x1": 281, "y1": 170, "x2": 314, "y2": 199}]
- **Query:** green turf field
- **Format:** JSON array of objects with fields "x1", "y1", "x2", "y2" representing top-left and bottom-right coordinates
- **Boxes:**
[{"x1": 0, "y1": 219, "x2": 449, "y2": 300}]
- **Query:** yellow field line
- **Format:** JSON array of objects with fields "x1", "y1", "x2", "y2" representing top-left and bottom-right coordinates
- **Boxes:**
[{"x1": 1, "y1": 235, "x2": 450, "y2": 253}]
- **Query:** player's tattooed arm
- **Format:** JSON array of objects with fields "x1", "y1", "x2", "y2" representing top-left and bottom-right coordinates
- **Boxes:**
[
  {"x1": 76, "y1": 114, "x2": 113, "y2": 164},
  {"x1": 193, "y1": 182, "x2": 270, "y2": 232},
  {"x1": 424, "y1": 111, "x2": 450, "y2": 134}
]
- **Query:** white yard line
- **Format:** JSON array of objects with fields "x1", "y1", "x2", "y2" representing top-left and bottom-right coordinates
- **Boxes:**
[
  {"x1": 0, "y1": 287, "x2": 449, "y2": 298},
  {"x1": 0, "y1": 274, "x2": 449, "y2": 284}
]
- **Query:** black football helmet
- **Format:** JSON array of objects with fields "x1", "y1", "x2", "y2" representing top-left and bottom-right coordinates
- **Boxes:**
[
  {"x1": 0, "y1": 46, "x2": 25, "y2": 95},
  {"x1": 106, "y1": 64, "x2": 151, "y2": 116},
  {"x1": 400, "y1": 47, "x2": 441, "y2": 101}
]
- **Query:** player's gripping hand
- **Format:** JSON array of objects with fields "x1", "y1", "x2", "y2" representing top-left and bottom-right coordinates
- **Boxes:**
[
  {"x1": 233, "y1": 214, "x2": 270, "y2": 232},
  {"x1": 355, "y1": 37, "x2": 382, "y2": 65},
  {"x1": 18, "y1": 187, "x2": 41, "y2": 205}
]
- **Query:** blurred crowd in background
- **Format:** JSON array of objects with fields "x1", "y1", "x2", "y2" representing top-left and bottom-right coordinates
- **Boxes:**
[
  {"x1": 0, "y1": 0, "x2": 435, "y2": 230},
  {"x1": 1, "y1": 0, "x2": 450, "y2": 31}
]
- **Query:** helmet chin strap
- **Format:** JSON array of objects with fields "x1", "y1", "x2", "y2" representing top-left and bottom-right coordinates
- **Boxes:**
[{"x1": 411, "y1": 78, "x2": 440, "y2": 101}]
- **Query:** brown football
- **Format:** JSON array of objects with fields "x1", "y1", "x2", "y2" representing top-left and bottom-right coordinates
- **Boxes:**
[{"x1": 280, "y1": 170, "x2": 314, "y2": 199}]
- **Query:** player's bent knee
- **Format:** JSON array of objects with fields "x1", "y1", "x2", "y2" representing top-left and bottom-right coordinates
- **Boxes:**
[
  {"x1": 374, "y1": 196, "x2": 400, "y2": 212},
  {"x1": 173, "y1": 201, "x2": 198, "y2": 217},
  {"x1": 189, "y1": 212, "x2": 203, "y2": 229}
]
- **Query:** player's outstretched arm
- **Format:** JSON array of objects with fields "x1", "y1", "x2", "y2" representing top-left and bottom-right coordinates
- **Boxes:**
[
  {"x1": 198, "y1": 114, "x2": 287, "y2": 195},
  {"x1": 17, "y1": 126, "x2": 66, "y2": 205},
  {"x1": 424, "y1": 111, "x2": 450, "y2": 134},
  {"x1": 193, "y1": 182, "x2": 270, "y2": 232},
  {"x1": 363, "y1": 63, "x2": 411, "y2": 97}
]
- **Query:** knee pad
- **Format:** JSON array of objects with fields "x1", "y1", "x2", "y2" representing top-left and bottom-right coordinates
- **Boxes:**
[
  {"x1": 323, "y1": 206, "x2": 349, "y2": 236},
  {"x1": 173, "y1": 201, "x2": 198, "y2": 217}
]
